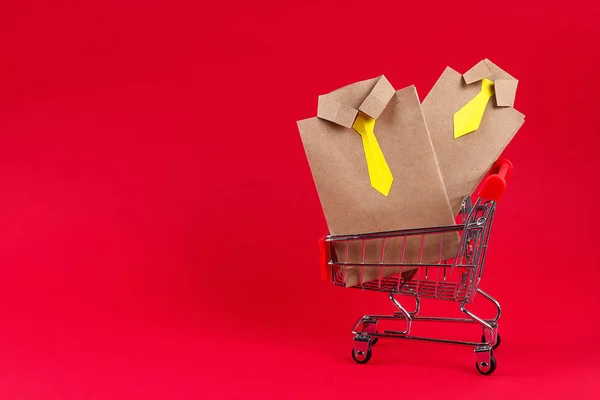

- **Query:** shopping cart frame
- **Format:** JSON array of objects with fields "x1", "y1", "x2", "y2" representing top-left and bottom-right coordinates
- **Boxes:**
[{"x1": 319, "y1": 159, "x2": 513, "y2": 375}]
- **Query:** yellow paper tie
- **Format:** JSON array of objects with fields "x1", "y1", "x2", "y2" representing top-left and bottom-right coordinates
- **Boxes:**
[
  {"x1": 352, "y1": 111, "x2": 394, "y2": 196},
  {"x1": 453, "y1": 78, "x2": 495, "y2": 139}
]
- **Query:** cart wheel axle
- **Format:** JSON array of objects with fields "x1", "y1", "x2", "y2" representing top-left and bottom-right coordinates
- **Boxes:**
[
  {"x1": 475, "y1": 356, "x2": 497, "y2": 375},
  {"x1": 351, "y1": 348, "x2": 372, "y2": 364},
  {"x1": 352, "y1": 337, "x2": 372, "y2": 364}
]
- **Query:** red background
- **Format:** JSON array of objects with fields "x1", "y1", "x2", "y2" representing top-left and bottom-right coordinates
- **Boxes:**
[{"x1": 0, "y1": 1, "x2": 599, "y2": 398}]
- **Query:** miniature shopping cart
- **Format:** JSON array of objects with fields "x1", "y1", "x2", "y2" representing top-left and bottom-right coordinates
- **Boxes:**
[{"x1": 319, "y1": 159, "x2": 513, "y2": 375}]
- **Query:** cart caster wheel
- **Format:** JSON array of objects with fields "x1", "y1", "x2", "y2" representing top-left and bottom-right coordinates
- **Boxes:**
[
  {"x1": 370, "y1": 332, "x2": 379, "y2": 346},
  {"x1": 481, "y1": 333, "x2": 501, "y2": 350},
  {"x1": 475, "y1": 355, "x2": 497, "y2": 375},
  {"x1": 352, "y1": 348, "x2": 372, "y2": 364}
]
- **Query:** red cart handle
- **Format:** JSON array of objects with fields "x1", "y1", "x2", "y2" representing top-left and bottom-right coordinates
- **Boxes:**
[
  {"x1": 479, "y1": 159, "x2": 513, "y2": 202},
  {"x1": 319, "y1": 235, "x2": 332, "y2": 281}
]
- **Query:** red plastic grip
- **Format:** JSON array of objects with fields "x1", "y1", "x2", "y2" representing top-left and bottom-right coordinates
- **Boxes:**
[
  {"x1": 318, "y1": 235, "x2": 331, "y2": 281},
  {"x1": 479, "y1": 159, "x2": 513, "y2": 201}
]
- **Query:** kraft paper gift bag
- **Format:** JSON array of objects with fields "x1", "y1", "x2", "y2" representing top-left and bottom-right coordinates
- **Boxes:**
[
  {"x1": 297, "y1": 76, "x2": 460, "y2": 287},
  {"x1": 421, "y1": 59, "x2": 525, "y2": 215}
]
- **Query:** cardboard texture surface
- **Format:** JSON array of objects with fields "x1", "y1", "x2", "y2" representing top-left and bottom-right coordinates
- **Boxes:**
[
  {"x1": 358, "y1": 75, "x2": 396, "y2": 119},
  {"x1": 462, "y1": 60, "x2": 492, "y2": 84},
  {"x1": 298, "y1": 77, "x2": 460, "y2": 287},
  {"x1": 495, "y1": 79, "x2": 519, "y2": 107},
  {"x1": 317, "y1": 96, "x2": 358, "y2": 129},
  {"x1": 422, "y1": 59, "x2": 525, "y2": 215}
]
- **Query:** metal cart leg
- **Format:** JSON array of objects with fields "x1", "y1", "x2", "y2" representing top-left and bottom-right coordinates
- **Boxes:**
[
  {"x1": 477, "y1": 289, "x2": 502, "y2": 321},
  {"x1": 461, "y1": 289, "x2": 501, "y2": 374},
  {"x1": 476, "y1": 289, "x2": 501, "y2": 350},
  {"x1": 389, "y1": 292, "x2": 413, "y2": 334},
  {"x1": 393, "y1": 291, "x2": 421, "y2": 317}
]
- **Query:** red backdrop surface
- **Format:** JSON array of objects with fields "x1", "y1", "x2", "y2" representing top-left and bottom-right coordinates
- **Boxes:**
[{"x1": 0, "y1": 1, "x2": 599, "y2": 398}]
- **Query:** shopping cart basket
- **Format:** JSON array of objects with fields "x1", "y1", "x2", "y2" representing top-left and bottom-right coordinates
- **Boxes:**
[{"x1": 319, "y1": 159, "x2": 513, "y2": 375}]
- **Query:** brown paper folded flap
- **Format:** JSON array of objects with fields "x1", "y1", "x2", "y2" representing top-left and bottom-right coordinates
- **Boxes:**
[
  {"x1": 463, "y1": 60, "x2": 492, "y2": 84},
  {"x1": 299, "y1": 80, "x2": 461, "y2": 287},
  {"x1": 495, "y1": 79, "x2": 519, "y2": 107},
  {"x1": 316, "y1": 75, "x2": 395, "y2": 127},
  {"x1": 317, "y1": 96, "x2": 358, "y2": 129},
  {"x1": 358, "y1": 75, "x2": 395, "y2": 119},
  {"x1": 422, "y1": 59, "x2": 525, "y2": 215}
]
